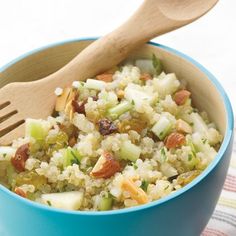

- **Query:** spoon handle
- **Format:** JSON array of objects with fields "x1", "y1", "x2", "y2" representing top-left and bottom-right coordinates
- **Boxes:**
[
  {"x1": 49, "y1": 0, "x2": 173, "y2": 85},
  {"x1": 48, "y1": 0, "x2": 217, "y2": 86}
]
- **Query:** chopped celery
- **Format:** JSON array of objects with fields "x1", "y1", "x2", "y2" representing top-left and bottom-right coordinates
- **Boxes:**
[
  {"x1": 159, "y1": 147, "x2": 168, "y2": 163},
  {"x1": 84, "y1": 79, "x2": 106, "y2": 90},
  {"x1": 186, "y1": 137, "x2": 197, "y2": 154},
  {"x1": 152, "y1": 54, "x2": 163, "y2": 75},
  {"x1": 107, "y1": 101, "x2": 133, "y2": 120},
  {"x1": 191, "y1": 133, "x2": 207, "y2": 152},
  {"x1": 45, "y1": 131, "x2": 68, "y2": 155},
  {"x1": 41, "y1": 191, "x2": 84, "y2": 210},
  {"x1": 63, "y1": 147, "x2": 83, "y2": 168},
  {"x1": 151, "y1": 116, "x2": 172, "y2": 140},
  {"x1": 25, "y1": 119, "x2": 50, "y2": 141},
  {"x1": 98, "y1": 195, "x2": 113, "y2": 211},
  {"x1": 192, "y1": 133, "x2": 217, "y2": 161},
  {"x1": 120, "y1": 140, "x2": 141, "y2": 162},
  {"x1": 189, "y1": 113, "x2": 208, "y2": 135},
  {"x1": 185, "y1": 153, "x2": 199, "y2": 170}
]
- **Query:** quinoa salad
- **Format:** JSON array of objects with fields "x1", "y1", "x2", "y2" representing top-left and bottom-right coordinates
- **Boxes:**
[{"x1": 0, "y1": 55, "x2": 222, "y2": 211}]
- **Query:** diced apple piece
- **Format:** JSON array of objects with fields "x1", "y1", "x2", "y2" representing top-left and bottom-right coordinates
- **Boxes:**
[
  {"x1": 153, "y1": 73, "x2": 180, "y2": 98},
  {"x1": 124, "y1": 84, "x2": 154, "y2": 107},
  {"x1": 120, "y1": 140, "x2": 141, "y2": 162},
  {"x1": 151, "y1": 116, "x2": 172, "y2": 140},
  {"x1": 189, "y1": 113, "x2": 208, "y2": 135},
  {"x1": 41, "y1": 191, "x2": 84, "y2": 210},
  {"x1": 84, "y1": 79, "x2": 106, "y2": 90},
  {"x1": 0, "y1": 147, "x2": 16, "y2": 161},
  {"x1": 135, "y1": 59, "x2": 156, "y2": 75},
  {"x1": 25, "y1": 119, "x2": 51, "y2": 141}
]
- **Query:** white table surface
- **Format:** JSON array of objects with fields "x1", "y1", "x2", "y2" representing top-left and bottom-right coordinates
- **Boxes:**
[{"x1": 0, "y1": 0, "x2": 235, "y2": 113}]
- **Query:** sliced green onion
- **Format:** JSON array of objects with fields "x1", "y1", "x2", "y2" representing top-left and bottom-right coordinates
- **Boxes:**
[
  {"x1": 140, "y1": 180, "x2": 149, "y2": 192},
  {"x1": 152, "y1": 54, "x2": 163, "y2": 75},
  {"x1": 63, "y1": 147, "x2": 83, "y2": 168}
]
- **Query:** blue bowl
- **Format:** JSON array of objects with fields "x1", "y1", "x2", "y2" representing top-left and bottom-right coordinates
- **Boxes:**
[{"x1": 0, "y1": 38, "x2": 234, "y2": 236}]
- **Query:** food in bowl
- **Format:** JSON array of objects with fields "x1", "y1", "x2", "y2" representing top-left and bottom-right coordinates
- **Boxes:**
[{"x1": 0, "y1": 54, "x2": 222, "y2": 211}]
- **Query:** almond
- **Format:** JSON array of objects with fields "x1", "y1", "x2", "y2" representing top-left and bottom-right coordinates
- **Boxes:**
[
  {"x1": 64, "y1": 100, "x2": 74, "y2": 121},
  {"x1": 173, "y1": 89, "x2": 191, "y2": 105},
  {"x1": 64, "y1": 89, "x2": 79, "y2": 121},
  {"x1": 90, "y1": 152, "x2": 120, "y2": 179},
  {"x1": 55, "y1": 87, "x2": 71, "y2": 112},
  {"x1": 176, "y1": 119, "x2": 192, "y2": 134},
  {"x1": 121, "y1": 178, "x2": 148, "y2": 204},
  {"x1": 68, "y1": 136, "x2": 77, "y2": 147},
  {"x1": 140, "y1": 73, "x2": 152, "y2": 81},
  {"x1": 165, "y1": 132, "x2": 185, "y2": 149},
  {"x1": 11, "y1": 143, "x2": 29, "y2": 172},
  {"x1": 14, "y1": 187, "x2": 27, "y2": 198},
  {"x1": 55, "y1": 87, "x2": 78, "y2": 120},
  {"x1": 71, "y1": 100, "x2": 86, "y2": 115},
  {"x1": 96, "y1": 73, "x2": 113, "y2": 82}
]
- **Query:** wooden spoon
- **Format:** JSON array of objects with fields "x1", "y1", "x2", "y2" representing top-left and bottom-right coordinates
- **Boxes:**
[{"x1": 0, "y1": 0, "x2": 218, "y2": 145}]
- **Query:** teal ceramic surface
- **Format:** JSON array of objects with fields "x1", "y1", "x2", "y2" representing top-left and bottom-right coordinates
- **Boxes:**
[{"x1": 0, "y1": 38, "x2": 234, "y2": 236}]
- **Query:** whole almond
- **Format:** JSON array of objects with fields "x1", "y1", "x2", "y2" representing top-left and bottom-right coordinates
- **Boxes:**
[
  {"x1": 91, "y1": 152, "x2": 120, "y2": 179},
  {"x1": 55, "y1": 87, "x2": 71, "y2": 112},
  {"x1": 96, "y1": 73, "x2": 113, "y2": 82},
  {"x1": 165, "y1": 132, "x2": 185, "y2": 149},
  {"x1": 174, "y1": 90, "x2": 191, "y2": 105},
  {"x1": 14, "y1": 187, "x2": 27, "y2": 198},
  {"x1": 11, "y1": 143, "x2": 29, "y2": 172}
]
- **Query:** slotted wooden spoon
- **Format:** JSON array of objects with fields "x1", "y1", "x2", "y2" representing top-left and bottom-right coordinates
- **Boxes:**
[{"x1": 0, "y1": 0, "x2": 218, "y2": 145}]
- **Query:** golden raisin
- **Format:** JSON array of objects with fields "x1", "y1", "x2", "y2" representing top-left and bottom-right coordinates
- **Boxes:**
[{"x1": 118, "y1": 118, "x2": 147, "y2": 134}]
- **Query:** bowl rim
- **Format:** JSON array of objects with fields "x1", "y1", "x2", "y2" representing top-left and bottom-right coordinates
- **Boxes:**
[{"x1": 0, "y1": 37, "x2": 234, "y2": 216}]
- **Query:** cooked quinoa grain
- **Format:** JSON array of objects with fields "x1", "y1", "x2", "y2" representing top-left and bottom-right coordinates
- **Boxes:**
[{"x1": 0, "y1": 55, "x2": 222, "y2": 211}]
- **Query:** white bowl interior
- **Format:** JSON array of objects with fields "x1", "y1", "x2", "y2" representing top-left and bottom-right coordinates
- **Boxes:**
[{"x1": 0, "y1": 40, "x2": 226, "y2": 135}]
